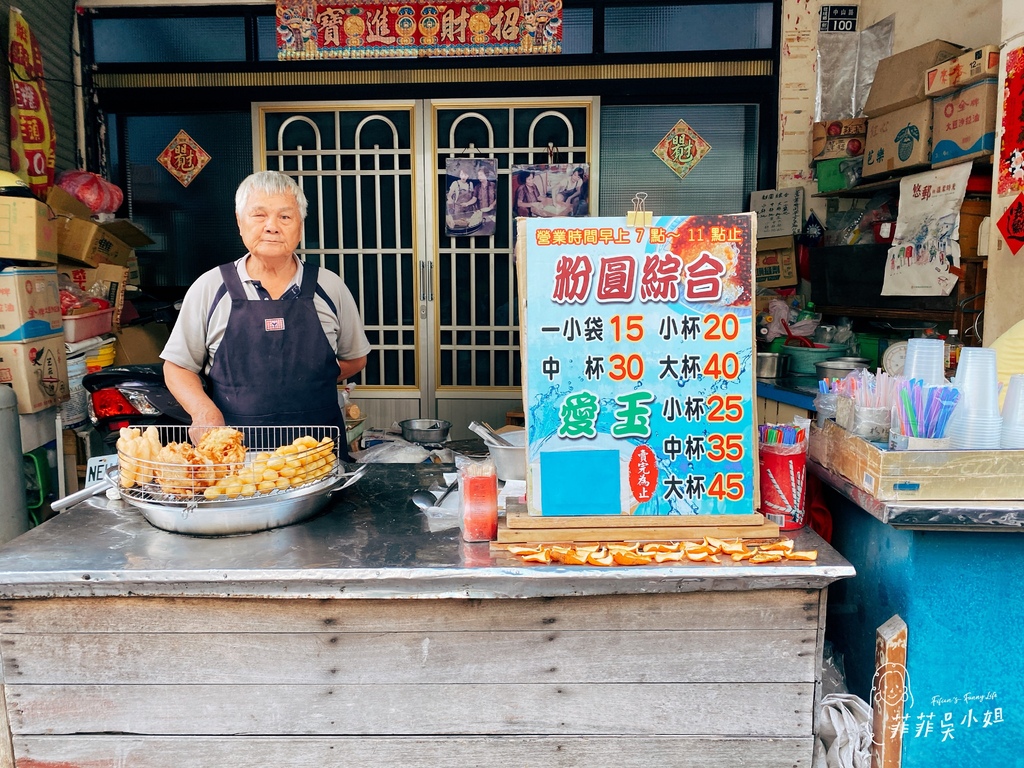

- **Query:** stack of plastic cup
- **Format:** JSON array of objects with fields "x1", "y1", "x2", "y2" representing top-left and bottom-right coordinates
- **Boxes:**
[
  {"x1": 902, "y1": 338, "x2": 946, "y2": 385},
  {"x1": 1000, "y1": 374, "x2": 1024, "y2": 449},
  {"x1": 948, "y1": 347, "x2": 1002, "y2": 449}
]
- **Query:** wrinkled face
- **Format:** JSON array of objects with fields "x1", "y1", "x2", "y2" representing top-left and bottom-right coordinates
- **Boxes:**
[{"x1": 236, "y1": 190, "x2": 302, "y2": 260}]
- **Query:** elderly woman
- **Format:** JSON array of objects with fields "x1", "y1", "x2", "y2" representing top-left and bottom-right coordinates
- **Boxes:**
[{"x1": 161, "y1": 171, "x2": 370, "y2": 435}]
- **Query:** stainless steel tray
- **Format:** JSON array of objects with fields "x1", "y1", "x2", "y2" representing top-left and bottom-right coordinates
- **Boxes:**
[
  {"x1": 110, "y1": 464, "x2": 367, "y2": 536},
  {"x1": 52, "y1": 424, "x2": 369, "y2": 536}
]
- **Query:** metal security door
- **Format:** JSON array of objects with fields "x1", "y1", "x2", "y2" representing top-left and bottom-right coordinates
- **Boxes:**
[
  {"x1": 256, "y1": 98, "x2": 596, "y2": 436},
  {"x1": 256, "y1": 101, "x2": 425, "y2": 429},
  {"x1": 428, "y1": 98, "x2": 596, "y2": 433}
]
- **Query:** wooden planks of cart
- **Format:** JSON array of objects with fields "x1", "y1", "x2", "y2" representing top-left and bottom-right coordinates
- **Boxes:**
[{"x1": 0, "y1": 463, "x2": 853, "y2": 767}]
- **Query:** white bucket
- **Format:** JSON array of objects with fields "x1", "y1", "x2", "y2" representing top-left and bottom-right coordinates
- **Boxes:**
[{"x1": 59, "y1": 354, "x2": 89, "y2": 427}]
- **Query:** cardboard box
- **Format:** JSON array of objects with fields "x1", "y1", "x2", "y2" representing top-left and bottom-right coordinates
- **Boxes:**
[
  {"x1": 0, "y1": 333, "x2": 69, "y2": 414},
  {"x1": 862, "y1": 100, "x2": 933, "y2": 179},
  {"x1": 864, "y1": 40, "x2": 967, "y2": 117},
  {"x1": 0, "y1": 266, "x2": 62, "y2": 342},
  {"x1": 925, "y1": 44, "x2": 1000, "y2": 97},
  {"x1": 46, "y1": 187, "x2": 152, "y2": 269},
  {"x1": 58, "y1": 261, "x2": 130, "y2": 331},
  {"x1": 816, "y1": 156, "x2": 863, "y2": 194},
  {"x1": 749, "y1": 188, "x2": 804, "y2": 238},
  {"x1": 112, "y1": 322, "x2": 170, "y2": 366},
  {"x1": 0, "y1": 197, "x2": 58, "y2": 264},
  {"x1": 755, "y1": 236, "x2": 798, "y2": 288},
  {"x1": 811, "y1": 419, "x2": 1024, "y2": 501},
  {"x1": 931, "y1": 79, "x2": 998, "y2": 168},
  {"x1": 811, "y1": 119, "x2": 868, "y2": 161}
]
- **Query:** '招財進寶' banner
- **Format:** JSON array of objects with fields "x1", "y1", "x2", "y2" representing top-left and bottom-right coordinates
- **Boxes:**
[
  {"x1": 518, "y1": 215, "x2": 757, "y2": 517},
  {"x1": 8, "y1": 8, "x2": 56, "y2": 198},
  {"x1": 277, "y1": 0, "x2": 561, "y2": 60}
]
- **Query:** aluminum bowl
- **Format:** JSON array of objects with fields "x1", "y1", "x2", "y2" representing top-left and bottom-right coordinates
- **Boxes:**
[
  {"x1": 488, "y1": 429, "x2": 526, "y2": 481},
  {"x1": 756, "y1": 352, "x2": 787, "y2": 379},
  {"x1": 815, "y1": 356, "x2": 871, "y2": 380},
  {"x1": 399, "y1": 419, "x2": 452, "y2": 444}
]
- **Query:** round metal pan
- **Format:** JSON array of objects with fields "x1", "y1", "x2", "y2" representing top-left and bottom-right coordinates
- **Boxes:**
[{"x1": 108, "y1": 464, "x2": 366, "y2": 536}]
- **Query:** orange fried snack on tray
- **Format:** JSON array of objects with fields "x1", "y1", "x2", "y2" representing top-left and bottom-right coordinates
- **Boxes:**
[
  {"x1": 154, "y1": 443, "x2": 217, "y2": 497},
  {"x1": 196, "y1": 428, "x2": 246, "y2": 477},
  {"x1": 116, "y1": 426, "x2": 161, "y2": 488},
  {"x1": 506, "y1": 537, "x2": 819, "y2": 566}
]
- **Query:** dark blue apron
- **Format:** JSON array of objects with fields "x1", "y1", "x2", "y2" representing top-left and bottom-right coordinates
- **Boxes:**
[{"x1": 208, "y1": 263, "x2": 347, "y2": 444}]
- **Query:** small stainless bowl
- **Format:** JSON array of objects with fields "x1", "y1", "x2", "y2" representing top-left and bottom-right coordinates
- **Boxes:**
[
  {"x1": 815, "y1": 356, "x2": 871, "y2": 380},
  {"x1": 756, "y1": 352, "x2": 787, "y2": 379},
  {"x1": 399, "y1": 419, "x2": 452, "y2": 444}
]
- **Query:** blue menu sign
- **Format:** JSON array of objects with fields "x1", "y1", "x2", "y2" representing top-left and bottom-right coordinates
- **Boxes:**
[{"x1": 519, "y1": 214, "x2": 757, "y2": 517}]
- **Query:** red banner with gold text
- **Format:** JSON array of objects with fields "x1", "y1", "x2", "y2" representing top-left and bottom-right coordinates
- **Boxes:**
[
  {"x1": 8, "y1": 9, "x2": 56, "y2": 199},
  {"x1": 277, "y1": 0, "x2": 562, "y2": 60}
]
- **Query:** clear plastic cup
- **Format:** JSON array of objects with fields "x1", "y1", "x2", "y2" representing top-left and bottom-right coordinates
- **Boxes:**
[
  {"x1": 1000, "y1": 375, "x2": 1024, "y2": 448},
  {"x1": 903, "y1": 338, "x2": 946, "y2": 385},
  {"x1": 948, "y1": 407, "x2": 1003, "y2": 449},
  {"x1": 952, "y1": 347, "x2": 1000, "y2": 417}
]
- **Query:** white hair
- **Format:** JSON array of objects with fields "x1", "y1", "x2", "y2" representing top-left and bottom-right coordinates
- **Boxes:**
[{"x1": 235, "y1": 171, "x2": 308, "y2": 219}]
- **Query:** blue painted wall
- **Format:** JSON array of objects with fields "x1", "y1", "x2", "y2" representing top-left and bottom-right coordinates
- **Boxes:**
[{"x1": 825, "y1": 491, "x2": 1024, "y2": 767}]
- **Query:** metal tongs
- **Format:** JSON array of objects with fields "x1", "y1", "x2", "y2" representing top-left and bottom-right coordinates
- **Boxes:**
[{"x1": 468, "y1": 420, "x2": 514, "y2": 447}]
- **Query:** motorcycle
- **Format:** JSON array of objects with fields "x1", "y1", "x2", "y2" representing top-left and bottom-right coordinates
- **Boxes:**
[
  {"x1": 83, "y1": 363, "x2": 199, "y2": 446},
  {"x1": 81, "y1": 296, "x2": 191, "y2": 447}
]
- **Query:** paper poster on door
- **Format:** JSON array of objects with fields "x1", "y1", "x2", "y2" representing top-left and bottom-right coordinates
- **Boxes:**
[
  {"x1": 445, "y1": 158, "x2": 497, "y2": 237},
  {"x1": 882, "y1": 163, "x2": 971, "y2": 297},
  {"x1": 511, "y1": 164, "x2": 590, "y2": 219}
]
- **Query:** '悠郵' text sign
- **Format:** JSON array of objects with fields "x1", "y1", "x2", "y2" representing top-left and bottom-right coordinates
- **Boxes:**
[{"x1": 520, "y1": 214, "x2": 756, "y2": 516}]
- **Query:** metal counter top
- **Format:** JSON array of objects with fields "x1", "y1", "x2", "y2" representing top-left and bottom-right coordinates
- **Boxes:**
[
  {"x1": 809, "y1": 459, "x2": 1024, "y2": 530},
  {"x1": 0, "y1": 464, "x2": 853, "y2": 600}
]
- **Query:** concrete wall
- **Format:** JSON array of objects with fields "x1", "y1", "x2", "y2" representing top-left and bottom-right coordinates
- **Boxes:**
[
  {"x1": 858, "y1": 0, "x2": 1000, "y2": 50},
  {"x1": 983, "y1": 5, "x2": 1024, "y2": 342}
]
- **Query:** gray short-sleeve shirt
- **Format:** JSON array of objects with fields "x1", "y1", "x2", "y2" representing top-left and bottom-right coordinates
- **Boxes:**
[{"x1": 160, "y1": 255, "x2": 371, "y2": 375}]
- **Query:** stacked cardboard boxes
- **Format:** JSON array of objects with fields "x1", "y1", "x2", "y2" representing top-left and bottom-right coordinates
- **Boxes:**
[
  {"x1": 47, "y1": 187, "x2": 149, "y2": 284},
  {"x1": 0, "y1": 211, "x2": 66, "y2": 410},
  {"x1": 861, "y1": 40, "x2": 967, "y2": 180},
  {"x1": 812, "y1": 118, "x2": 867, "y2": 194},
  {"x1": 0, "y1": 266, "x2": 68, "y2": 414},
  {"x1": 927, "y1": 45, "x2": 1000, "y2": 169}
]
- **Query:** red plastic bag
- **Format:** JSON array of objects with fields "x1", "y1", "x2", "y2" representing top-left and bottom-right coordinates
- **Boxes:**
[{"x1": 56, "y1": 170, "x2": 124, "y2": 214}]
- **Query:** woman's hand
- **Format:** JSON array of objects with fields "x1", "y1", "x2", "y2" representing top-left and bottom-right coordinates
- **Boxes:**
[{"x1": 164, "y1": 361, "x2": 225, "y2": 443}]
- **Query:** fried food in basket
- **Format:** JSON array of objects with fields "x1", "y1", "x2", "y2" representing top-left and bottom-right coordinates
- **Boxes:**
[
  {"x1": 116, "y1": 426, "x2": 162, "y2": 488},
  {"x1": 154, "y1": 442, "x2": 217, "y2": 497},
  {"x1": 202, "y1": 434, "x2": 338, "y2": 500},
  {"x1": 119, "y1": 427, "x2": 339, "y2": 500},
  {"x1": 195, "y1": 427, "x2": 246, "y2": 476}
]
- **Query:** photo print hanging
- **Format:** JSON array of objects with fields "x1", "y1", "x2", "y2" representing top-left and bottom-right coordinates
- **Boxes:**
[
  {"x1": 444, "y1": 157, "x2": 498, "y2": 237},
  {"x1": 510, "y1": 163, "x2": 590, "y2": 219}
]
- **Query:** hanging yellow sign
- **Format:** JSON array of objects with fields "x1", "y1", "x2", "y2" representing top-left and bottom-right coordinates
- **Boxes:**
[{"x1": 8, "y1": 9, "x2": 56, "y2": 199}]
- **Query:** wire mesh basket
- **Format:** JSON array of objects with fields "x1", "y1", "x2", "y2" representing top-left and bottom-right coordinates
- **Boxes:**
[{"x1": 115, "y1": 424, "x2": 343, "y2": 508}]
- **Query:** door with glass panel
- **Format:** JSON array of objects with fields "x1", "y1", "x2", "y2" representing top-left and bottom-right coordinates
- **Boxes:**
[
  {"x1": 256, "y1": 101, "x2": 422, "y2": 430},
  {"x1": 428, "y1": 99, "x2": 595, "y2": 432},
  {"x1": 256, "y1": 98, "x2": 596, "y2": 437}
]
